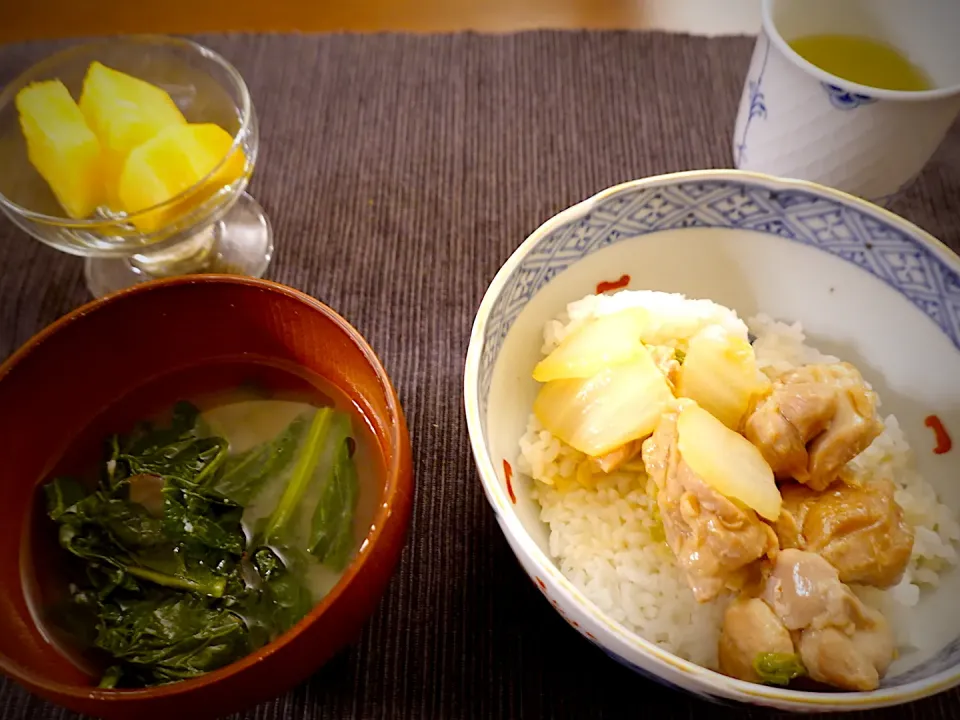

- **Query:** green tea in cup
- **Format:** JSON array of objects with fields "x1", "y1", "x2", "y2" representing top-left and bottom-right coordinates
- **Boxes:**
[
  {"x1": 789, "y1": 34, "x2": 932, "y2": 92},
  {"x1": 733, "y1": 0, "x2": 960, "y2": 203}
]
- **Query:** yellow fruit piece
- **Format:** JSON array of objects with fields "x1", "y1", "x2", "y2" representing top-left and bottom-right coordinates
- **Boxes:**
[
  {"x1": 118, "y1": 123, "x2": 246, "y2": 232},
  {"x1": 532, "y1": 308, "x2": 649, "y2": 382},
  {"x1": 15, "y1": 80, "x2": 106, "y2": 219},
  {"x1": 79, "y1": 62, "x2": 187, "y2": 210},
  {"x1": 676, "y1": 325, "x2": 771, "y2": 431},
  {"x1": 676, "y1": 402, "x2": 781, "y2": 521}
]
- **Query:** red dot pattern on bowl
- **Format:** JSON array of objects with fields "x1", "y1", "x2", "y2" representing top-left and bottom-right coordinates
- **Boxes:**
[
  {"x1": 595, "y1": 274, "x2": 631, "y2": 294},
  {"x1": 533, "y1": 576, "x2": 588, "y2": 635},
  {"x1": 503, "y1": 459, "x2": 516, "y2": 503}
]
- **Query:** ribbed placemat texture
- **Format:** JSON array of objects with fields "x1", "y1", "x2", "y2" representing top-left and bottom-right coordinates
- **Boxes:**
[{"x1": 1, "y1": 31, "x2": 958, "y2": 720}]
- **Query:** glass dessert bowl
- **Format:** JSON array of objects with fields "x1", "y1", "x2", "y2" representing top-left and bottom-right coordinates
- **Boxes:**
[{"x1": 0, "y1": 35, "x2": 272, "y2": 298}]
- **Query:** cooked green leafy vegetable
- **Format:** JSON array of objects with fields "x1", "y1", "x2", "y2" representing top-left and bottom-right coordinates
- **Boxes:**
[
  {"x1": 309, "y1": 438, "x2": 360, "y2": 571},
  {"x1": 262, "y1": 408, "x2": 336, "y2": 544},
  {"x1": 255, "y1": 407, "x2": 359, "y2": 570},
  {"x1": 753, "y1": 652, "x2": 807, "y2": 686},
  {"x1": 213, "y1": 415, "x2": 306, "y2": 505},
  {"x1": 46, "y1": 476, "x2": 230, "y2": 598},
  {"x1": 243, "y1": 547, "x2": 314, "y2": 638},
  {"x1": 98, "y1": 665, "x2": 123, "y2": 689},
  {"x1": 43, "y1": 400, "x2": 361, "y2": 689},
  {"x1": 92, "y1": 592, "x2": 250, "y2": 685}
]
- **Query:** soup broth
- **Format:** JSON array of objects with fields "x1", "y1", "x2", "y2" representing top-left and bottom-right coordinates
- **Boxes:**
[{"x1": 25, "y1": 359, "x2": 381, "y2": 688}]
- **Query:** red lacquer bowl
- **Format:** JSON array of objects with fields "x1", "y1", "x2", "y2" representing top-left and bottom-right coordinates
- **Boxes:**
[{"x1": 0, "y1": 275, "x2": 413, "y2": 719}]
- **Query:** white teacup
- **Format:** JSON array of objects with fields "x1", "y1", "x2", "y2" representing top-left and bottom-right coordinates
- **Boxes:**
[{"x1": 733, "y1": 0, "x2": 960, "y2": 205}]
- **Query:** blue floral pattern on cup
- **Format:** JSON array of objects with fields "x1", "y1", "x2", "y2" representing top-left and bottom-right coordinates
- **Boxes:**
[
  {"x1": 822, "y1": 82, "x2": 877, "y2": 110},
  {"x1": 735, "y1": 35, "x2": 771, "y2": 166}
]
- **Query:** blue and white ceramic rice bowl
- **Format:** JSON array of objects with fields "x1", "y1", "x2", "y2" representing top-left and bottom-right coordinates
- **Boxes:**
[{"x1": 463, "y1": 169, "x2": 960, "y2": 712}]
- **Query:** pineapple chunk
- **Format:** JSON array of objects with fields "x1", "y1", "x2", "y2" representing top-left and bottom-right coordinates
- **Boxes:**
[
  {"x1": 16, "y1": 80, "x2": 105, "y2": 219},
  {"x1": 676, "y1": 325, "x2": 771, "y2": 431},
  {"x1": 676, "y1": 402, "x2": 781, "y2": 521},
  {"x1": 118, "y1": 123, "x2": 246, "y2": 232},
  {"x1": 79, "y1": 62, "x2": 187, "y2": 210}
]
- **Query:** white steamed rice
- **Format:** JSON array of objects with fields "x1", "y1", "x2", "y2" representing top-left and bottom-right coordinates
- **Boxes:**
[{"x1": 519, "y1": 292, "x2": 960, "y2": 669}]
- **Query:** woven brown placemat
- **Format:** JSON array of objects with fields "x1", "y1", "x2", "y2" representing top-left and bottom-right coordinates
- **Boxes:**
[{"x1": 1, "y1": 31, "x2": 958, "y2": 720}]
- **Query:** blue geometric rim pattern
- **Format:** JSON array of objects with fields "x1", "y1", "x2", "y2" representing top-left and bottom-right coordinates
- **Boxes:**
[
  {"x1": 479, "y1": 179, "x2": 960, "y2": 417},
  {"x1": 477, "y1": 177, "x2": 960, "y2": 688}
]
